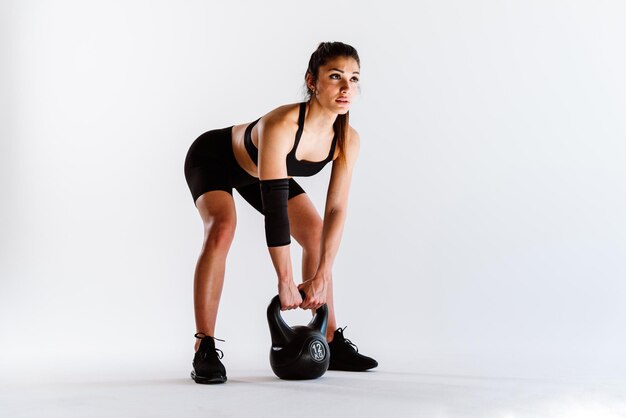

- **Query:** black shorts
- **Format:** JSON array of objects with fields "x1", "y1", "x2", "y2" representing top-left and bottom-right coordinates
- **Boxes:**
[{"x1": 184, "y1": 126, "x2": 306, "y2": 214}]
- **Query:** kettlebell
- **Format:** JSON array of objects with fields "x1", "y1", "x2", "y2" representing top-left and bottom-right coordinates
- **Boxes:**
[{"x1": 266, "y1": 290, "x2": 329, "y2": 380}]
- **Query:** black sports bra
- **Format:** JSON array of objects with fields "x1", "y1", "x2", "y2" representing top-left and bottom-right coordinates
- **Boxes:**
[{"x1": 243, "y1": 102, "x2": 337, "y2": 177}]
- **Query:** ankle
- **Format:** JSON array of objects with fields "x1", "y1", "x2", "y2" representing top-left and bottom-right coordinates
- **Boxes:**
[
  {"x1": 194, "y1": 332, "x2": 212, "y2": 352},
  {"x1": 194, "y1": 333, "x2": 225, "y2": 352}
]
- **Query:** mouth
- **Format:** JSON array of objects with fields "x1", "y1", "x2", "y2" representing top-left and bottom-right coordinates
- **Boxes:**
[{"x1": 335, "y1": 97, "x2": 350, "y2": 105}]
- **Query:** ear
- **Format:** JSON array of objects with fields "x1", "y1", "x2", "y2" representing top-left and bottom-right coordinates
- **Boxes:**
[{"x1": 305, "y1": 72, "x2": 316, "y2": 90}]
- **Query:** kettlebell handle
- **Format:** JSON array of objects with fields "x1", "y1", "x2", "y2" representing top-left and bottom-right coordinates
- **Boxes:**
[
  {"x1": 271, "y1": 289, "x2": 325, "y2": 310},
  {"x1": 267, "y1": 290, "x2": 329, "y2": 347},
  {"x1": 267, "y1": 294, "x2": 295, "y2": 347}
]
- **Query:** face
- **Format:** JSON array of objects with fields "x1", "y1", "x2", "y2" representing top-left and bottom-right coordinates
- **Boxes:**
[{"x1": 309, "y1": 56, "x2": 360, "y2": 114}]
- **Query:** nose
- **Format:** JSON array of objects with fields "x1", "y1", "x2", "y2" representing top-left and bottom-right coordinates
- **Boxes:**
[{"x1": 340, "y1": 80, "x2": 350, "y2": 93}]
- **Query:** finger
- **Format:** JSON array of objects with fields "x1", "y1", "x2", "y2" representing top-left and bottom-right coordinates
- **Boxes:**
[{"x1": 283, "y1": 302, "x2": 296, "y2": 311}]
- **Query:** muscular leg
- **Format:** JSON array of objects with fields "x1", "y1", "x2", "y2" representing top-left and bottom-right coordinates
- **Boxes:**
[
  {"x1": 287, "y1": 193, "x2": 338, "y2": 341},
  {"x1": 193, "y1": 190, "x2": 237, "y2": 351}
]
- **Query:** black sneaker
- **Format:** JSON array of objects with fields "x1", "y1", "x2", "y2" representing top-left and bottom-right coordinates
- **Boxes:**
[
  {"x1": 191, "y1": 333, "x2": 227, "y2": 384},
  {"x1": 328, "y1": 327, "x2": 378, "y2": 371}
]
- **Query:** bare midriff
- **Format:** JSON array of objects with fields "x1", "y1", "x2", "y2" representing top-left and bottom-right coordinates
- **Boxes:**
[{"x1": 231, "y1": 123, "x2": 260, "y2": 178}]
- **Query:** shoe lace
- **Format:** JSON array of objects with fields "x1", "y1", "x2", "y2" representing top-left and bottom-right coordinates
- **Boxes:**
[
  {"x1": 337, "y1": 326, "x2": 359, "y2": 353},
  {"x1": 194, "y1": 332, "x2": 225, "y2": 359}
]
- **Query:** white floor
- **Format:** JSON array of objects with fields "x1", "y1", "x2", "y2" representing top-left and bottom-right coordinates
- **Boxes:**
[{"x1": 2, "y1": 363, "x2": 626, "y2": 418}]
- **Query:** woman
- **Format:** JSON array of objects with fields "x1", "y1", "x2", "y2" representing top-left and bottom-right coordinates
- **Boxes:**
[{"x1": 184, "y1": 42, "x2": 377, "y2": 384}]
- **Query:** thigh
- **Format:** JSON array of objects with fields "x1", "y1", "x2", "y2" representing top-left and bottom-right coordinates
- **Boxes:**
[{"x1": 286, "y1": 192, "x2": 323, "y2": 248}]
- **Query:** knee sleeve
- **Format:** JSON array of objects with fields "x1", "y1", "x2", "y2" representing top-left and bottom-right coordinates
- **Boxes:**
[{"x1": 260, "y1": 178, "x2": 291, "y2": 247}]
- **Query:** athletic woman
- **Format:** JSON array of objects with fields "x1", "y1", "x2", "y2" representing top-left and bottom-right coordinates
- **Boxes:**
[{"x1": 184, "y1": 42, "x2": 377, "y2": 384}]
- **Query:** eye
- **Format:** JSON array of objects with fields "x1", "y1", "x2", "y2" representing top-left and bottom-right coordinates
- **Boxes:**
[
  {"x1": 330, "y1": 73, "x2": 341, "y2": 80},
  {"x1": 351, "y1": 77, "x2": 360, "y2": 83}
]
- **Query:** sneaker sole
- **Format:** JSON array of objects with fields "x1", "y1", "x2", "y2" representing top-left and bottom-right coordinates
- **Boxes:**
[
  {"x1": 191, "y1": 370, "x2": 227, "y2": 384},
  {"x1": 328, "y1": 362, "x2": 378, "y2": 372}
]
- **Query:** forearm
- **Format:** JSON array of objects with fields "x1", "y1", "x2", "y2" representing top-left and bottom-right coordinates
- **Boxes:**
[
  {"x1": 268, "y1": 244, "x2": 293, "y2": 283},
  {"x1": 259, "y1": 177, "x2": 294, "y2": 283},
  {"x1": 317, "y1": 208, "x2": 347, "y2": 277}
]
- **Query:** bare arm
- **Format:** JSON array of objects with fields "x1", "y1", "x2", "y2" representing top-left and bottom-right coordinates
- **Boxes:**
[{"x1": 299, "y1": 128, "x2": 361, "y2": 309}]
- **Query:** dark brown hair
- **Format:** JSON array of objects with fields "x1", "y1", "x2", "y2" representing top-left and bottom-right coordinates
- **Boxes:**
[{"x1": 304, "y1": 42, "x2": 360, "y2": 167}]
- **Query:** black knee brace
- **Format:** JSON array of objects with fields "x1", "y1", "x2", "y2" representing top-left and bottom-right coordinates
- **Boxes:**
[{"x1": 260, "y1": 178, "x2": 291, "y2": 247}]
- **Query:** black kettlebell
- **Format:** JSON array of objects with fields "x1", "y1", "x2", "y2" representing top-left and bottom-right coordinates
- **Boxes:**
[{"x1": 266, "y1": 290, "x2": 329, "y2": 380}]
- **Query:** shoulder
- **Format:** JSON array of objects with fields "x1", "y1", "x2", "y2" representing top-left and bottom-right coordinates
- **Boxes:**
[
  {"x1": 347, "y1": 126, "x2": 360, "y2": 148},
  {"x1": 255, "y1": 103, "x2": 300, "y2": 154},
  {"x1": 345, "y1": 126, "x2": 360, "y2": 162},
  {"x1": 258, "y1": 102, "x2": 300, "y2": 134},
  {"x1": 333, "y1": 125, "x2": 360, "y2": 161}
]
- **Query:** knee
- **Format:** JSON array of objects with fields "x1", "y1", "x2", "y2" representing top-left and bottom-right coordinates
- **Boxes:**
[
  {"x1": 301, "y1": 218, "x2": 323, "y2": 252},
  {"x1": 204, "y1": 219, "x2": 236, "y2": 250}
]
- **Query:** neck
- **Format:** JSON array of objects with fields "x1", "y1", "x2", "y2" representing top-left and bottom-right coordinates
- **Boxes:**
[{"x1": 305, "y1": 98, "x2": 338, "y2": 137}]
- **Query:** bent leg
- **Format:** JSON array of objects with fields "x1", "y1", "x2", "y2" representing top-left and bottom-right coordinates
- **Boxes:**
[{"x1": 193, "y1": 190, "x2": 237, "y2": 351}]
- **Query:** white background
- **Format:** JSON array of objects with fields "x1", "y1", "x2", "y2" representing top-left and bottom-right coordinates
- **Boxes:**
[{"x1": 1, "y1": 0, "x2": 625, "y2": 381}]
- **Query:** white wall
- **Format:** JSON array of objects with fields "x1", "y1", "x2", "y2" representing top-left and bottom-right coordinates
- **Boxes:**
[{"x1": 1, "y1": 0, "x2": 625, "y2": 380}]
